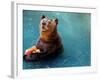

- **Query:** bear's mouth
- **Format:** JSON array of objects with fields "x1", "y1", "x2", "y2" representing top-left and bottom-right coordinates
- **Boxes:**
[{"x1": 41, "y1": 26, "x2": 48, "y2": 32}]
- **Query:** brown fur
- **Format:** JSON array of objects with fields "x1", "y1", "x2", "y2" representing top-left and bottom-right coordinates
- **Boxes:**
[{"x1": 24, "y1": 15, "x2": 63, "y2": 61}]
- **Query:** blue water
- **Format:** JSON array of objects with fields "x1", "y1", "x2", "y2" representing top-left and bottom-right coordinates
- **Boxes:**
[{"x1": 23, "y1": 10, "x2": 91, "y2": 69}]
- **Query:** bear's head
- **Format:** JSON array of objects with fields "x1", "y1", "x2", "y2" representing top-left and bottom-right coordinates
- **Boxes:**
[{"x1": 40, "y1": 15, "x2": 58, "y2": 41}]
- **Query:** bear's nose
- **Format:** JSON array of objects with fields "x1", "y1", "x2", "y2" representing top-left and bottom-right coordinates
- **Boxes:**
[{"x1": 42, "y1": 22, "x2": 46, "y2": 25}]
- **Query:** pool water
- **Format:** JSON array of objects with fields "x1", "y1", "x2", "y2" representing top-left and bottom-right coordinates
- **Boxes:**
[{"x1": 23, "y1": 10, "x2": 91, "y2": 69}]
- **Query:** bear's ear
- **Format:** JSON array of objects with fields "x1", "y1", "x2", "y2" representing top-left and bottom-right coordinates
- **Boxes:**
[
  {"x1": 55, "y1": 18, "x2": 58, "y2": 25},
  {"x1": 41, "y1": 15, "x2": 45, "y2": 20}
]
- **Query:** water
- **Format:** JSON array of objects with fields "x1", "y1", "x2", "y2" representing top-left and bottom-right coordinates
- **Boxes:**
[{"x1": 23, "y1": 10, "x2": 91, "y2": 69}]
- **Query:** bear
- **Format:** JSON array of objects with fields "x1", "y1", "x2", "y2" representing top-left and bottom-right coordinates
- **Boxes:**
[{"x1": 23, "y1": 15, "x2": 63, "y2": 61}]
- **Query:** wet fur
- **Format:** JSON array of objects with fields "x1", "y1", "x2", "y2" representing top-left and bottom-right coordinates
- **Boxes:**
[{"x1": 24, "y1": 15, "x2": 63, "y2": 61}]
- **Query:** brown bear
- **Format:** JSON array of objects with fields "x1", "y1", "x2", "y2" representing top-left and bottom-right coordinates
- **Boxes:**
[{"x1": 24, "y1": 15, "x2": 63, "y2": 61}]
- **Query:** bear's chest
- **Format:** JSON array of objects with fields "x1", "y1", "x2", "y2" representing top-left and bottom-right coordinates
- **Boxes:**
[{"x1": 36, "y1": 38, "x2": 54, "y2": 50}]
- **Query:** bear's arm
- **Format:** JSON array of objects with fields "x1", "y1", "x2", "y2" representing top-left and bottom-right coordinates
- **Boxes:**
[{"x1": 36, "y1": 38, "x2": 49, "y2": 54}]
